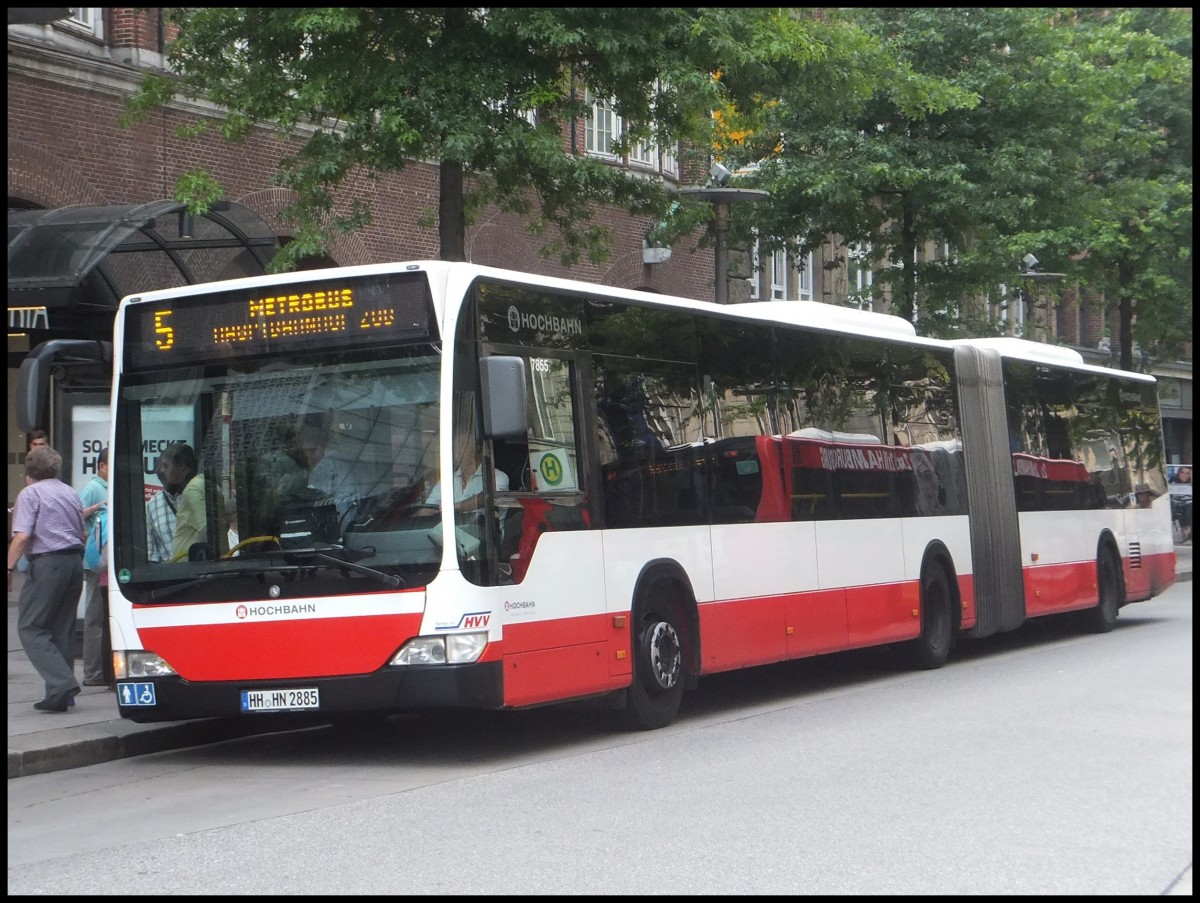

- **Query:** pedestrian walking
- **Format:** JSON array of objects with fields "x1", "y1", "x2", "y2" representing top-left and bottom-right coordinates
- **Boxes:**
[
  {"x1": 79, "y1": 445, "x2": 110, "y2": 686},
  {"x1": 13, "y1": 430, "x2": 52, "y2": 574},
  {"x1": 7, "y1": 445, "x2": 87, "y2": 713}
]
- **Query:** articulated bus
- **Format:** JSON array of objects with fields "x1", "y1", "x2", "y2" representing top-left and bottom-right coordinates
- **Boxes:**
[{"x1": 107, "y1": 261, "x2": 1176, "y2": 729}]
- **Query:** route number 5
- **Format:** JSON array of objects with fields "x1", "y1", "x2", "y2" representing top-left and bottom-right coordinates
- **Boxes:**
[{"x1": 155, "y1": 310, "x2": 175, "y2": 351}]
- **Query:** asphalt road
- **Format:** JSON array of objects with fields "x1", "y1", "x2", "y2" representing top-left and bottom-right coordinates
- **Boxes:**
[{"x1": 8, "y1": 580, "x2": 1192, "y2": 895}]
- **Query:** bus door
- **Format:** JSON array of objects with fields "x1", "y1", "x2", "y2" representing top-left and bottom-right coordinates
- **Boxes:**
[
  {"x1": 488, "y1": 353, "x2": 592, "y2": 584},
  {"x1": 481, "y1": 351, "x2": 610, "y2": 706}
]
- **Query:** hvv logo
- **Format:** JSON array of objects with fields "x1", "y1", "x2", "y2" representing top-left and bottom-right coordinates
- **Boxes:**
[{"x1": 460, "y1": 612, "x2": 491, "y2": 629}]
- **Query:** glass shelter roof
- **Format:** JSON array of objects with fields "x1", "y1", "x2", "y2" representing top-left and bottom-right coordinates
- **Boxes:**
[{"x1": 8, "y1": 200, "x2": 279, "y2": 312}]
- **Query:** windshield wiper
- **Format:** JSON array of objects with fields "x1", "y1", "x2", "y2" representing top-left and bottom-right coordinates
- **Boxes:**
[
  {"x1": 148, "y1": 545, "x2": 403, "y2": 598},
  {"x1": 238, "y1": 544, "x2": 405, "y2": 588},
  {"x1": 147, "y1": 562, "x2": 314, "y2": 600},
  {"x1": 149, "y1": 572, "x2": 221, "y2": 601},
  {"x1": 311, "y1": 548, "x2": 403, "y2": 587}
]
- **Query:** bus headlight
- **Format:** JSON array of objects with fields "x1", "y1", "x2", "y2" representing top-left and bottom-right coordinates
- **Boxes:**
[
  {"x1": 390, "y1": 632, "x2": 487, "y2": 666},
  {"x1": 113, "y1": 650, "x2": 178, "y2": 679}
]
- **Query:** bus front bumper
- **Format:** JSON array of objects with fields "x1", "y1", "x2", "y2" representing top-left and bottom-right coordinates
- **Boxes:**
[{"x1": 116, "y1": 661, "x2": 505, "y2": 723}]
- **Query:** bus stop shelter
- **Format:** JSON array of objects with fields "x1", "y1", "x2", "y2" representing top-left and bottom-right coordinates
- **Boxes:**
[
  {"x1": 7, "y1": 200, "x2": 280, "y2": 504},
  {"x1": 8, "y1": 199, "x2": 279, "y2": 353}
]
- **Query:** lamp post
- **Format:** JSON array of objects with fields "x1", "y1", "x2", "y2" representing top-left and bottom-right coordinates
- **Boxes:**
[
  {"x1": 681, "y1": 184, "x2": 769, "y2": 305},
  {"x1": 1017, "y1": 254, "x2": 1065, "y2": 343}
]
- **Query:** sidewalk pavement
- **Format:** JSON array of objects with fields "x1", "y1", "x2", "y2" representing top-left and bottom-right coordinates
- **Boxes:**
[{"x1": 9, "y1": 544, "x2": 1193, "y2": 781}]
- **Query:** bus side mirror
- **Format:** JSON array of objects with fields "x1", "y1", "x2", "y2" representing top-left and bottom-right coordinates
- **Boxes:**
[{"x1": 480, "y1": 356, "x2": 528, "y2": 439}]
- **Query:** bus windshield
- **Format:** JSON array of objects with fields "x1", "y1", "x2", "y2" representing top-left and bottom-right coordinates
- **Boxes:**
[{"x1": 114, "y1": 347, "x2": 442, "y2": 598}]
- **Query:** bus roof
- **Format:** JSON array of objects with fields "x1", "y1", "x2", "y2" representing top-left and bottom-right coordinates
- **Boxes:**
[
  {"x1": 115, "y1": 261, "x2": 1152, "y2": 383},
  {"x1": 953, "y1": 336, "x2": 1155, "y2": 383},
  {"x1": 733, "y1": 301, "x2": 918, "y2": 338}
]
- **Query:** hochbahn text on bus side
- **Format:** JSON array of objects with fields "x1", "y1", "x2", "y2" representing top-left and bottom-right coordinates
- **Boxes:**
[{"x1": 104, "y1": 261, "x2": 1177, "y2": 729}]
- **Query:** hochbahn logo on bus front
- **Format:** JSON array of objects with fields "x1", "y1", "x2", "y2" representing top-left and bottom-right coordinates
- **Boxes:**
[{"x1": 235, "y1": 603, "x2": 318, "y2": 619}]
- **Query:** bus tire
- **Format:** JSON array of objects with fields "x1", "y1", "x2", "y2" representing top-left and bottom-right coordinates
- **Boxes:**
[
  {"x1": 1081, "y1": 545, "x2": 1123, "y2": 634},
  {"x1": 905, "y1": 566, "x2": 953, "y2": 670},
  {"x1": 622, "y1": 592, "x2": 685, "y2": 731}
]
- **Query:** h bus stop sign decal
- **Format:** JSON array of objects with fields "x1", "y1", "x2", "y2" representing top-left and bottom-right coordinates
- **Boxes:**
[{"x1": 531, "y1": 449, "x2": 576, "y2": 490}]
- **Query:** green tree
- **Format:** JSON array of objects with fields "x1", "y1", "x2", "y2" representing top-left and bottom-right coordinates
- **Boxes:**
[
  {"x1": 122, "y1": 8, "x2": 815, "y2": 270},
  {"x1": 1065, "y1": 8, "x2": 1192, "y2": 370},
  {"x1": 728, "y1": 8, "x2": 1191, "y2": 368}
]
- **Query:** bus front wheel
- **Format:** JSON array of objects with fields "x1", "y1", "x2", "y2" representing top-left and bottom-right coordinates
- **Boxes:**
[{"x1": 622, "y1": 595, "x2": 685, "y2": 731}]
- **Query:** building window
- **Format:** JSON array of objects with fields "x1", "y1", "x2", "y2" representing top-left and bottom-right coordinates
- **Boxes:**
[
  {"x1": 584, "y1": 91, "x2": 618, "y2": 157},
  {"x1": 584, "y1": 89, "x2": 679, "y2": 180},
  {"x1": 66, "y1": 8, "x2": 102, "y2": 38},
  {"x1": 750, "y1": 241, "x2": 813, "y2": 302},
  {"x1": 771, "y1": 249, "x2": 788, "y2": 300},
  {"x1": 794, "y1": 250, "x2": 813, "y2": 302},
  {"x1": 749, "y1": 239, "x2": 761, "y2": 300},
  {"x1": 847, "y1": 244, "x2": 874, "y2": 310},
  {"x1": 996, "y1": 284, "x2": 1027, "y2": 336},
  {"x1": 629, "y1": 137, "x2": 655, "y2": 168},
  {"x1": 489, "y1": 99, "x2": 537, "y2": 127},
  {"x1": 661, "y1": 143, "x2": 678, "y2": 178}
]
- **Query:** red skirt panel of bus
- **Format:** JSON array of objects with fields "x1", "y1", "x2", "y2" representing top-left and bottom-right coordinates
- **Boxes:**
[
  {"x1": 1024, "y1": 549, "x2": 1176, "y2": 616},
  {"x1": 697, "y1": 580, "x2": 921, "y2": 675},
  {"x1": 1023, "y1": 560, "x2": 1098, "y2": 617},
  {"x1": 1126, "y1": 549, "x2": 1176, "y2": 602},
  {"x1": 137, "y1": 613, "x2": 424, "y2": 682},
  {"x1": 846, "y1": 581, "x2": 920, "y2": 648},
  {"x1": 501, "y1": 612, "x2": 627, "y2": 707}
]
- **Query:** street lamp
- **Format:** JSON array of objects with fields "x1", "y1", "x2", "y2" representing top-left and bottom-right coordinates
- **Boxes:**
[
  {"x1": 681, "y1": 171, "x2": 768, "y2": 305},
  {"x1": 1017, "y1": 254, "x2": 1065, "y2": 343}
]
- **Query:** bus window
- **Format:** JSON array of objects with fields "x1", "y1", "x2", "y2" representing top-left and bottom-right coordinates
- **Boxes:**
[
  {"x1": 494, "y1": 355, "x2": 590, "y2": 584},
  {"x1": 594, "y1": 357, "x2": 706, "y2": 529}
]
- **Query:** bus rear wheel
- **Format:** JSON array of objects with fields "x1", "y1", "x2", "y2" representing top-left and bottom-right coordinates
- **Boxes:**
[
  {"x1": 622, "y1": 597, "x2": 685, "y2": 731},
  {"x1": 1081, "y1": 546, "x2": 1123, "y2": 634},
  {"x1": 905, "y1": 566, "x2": 953, "y2": 670}
]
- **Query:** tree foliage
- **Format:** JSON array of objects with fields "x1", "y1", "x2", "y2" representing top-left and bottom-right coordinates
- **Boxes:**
[
  {"x1": 122, "y1": 8, "x2": 1191, "y2": 368},
  {"x1": 723, "y1": 8, "x2": 1191, "y2": 369},
  {"x1": 1064, "y1": 8, "x2": 1192, "y2": 369},
  {"x1": 123, "y1": 7, "x2": 814, "y2": 270}
]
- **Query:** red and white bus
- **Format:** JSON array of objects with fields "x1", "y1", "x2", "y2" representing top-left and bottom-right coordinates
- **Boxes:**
[{"x1": 106, "y1": 261, "x2": 1176, "y2": 728}]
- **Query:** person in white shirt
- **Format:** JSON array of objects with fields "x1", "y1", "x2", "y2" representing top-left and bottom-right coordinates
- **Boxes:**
[
  {"x1": 417, "y1": 430, "x2": 508, "y2": 515},
  {"x1": 298, "y1": 424, "x2": 359, "y2": 523}
]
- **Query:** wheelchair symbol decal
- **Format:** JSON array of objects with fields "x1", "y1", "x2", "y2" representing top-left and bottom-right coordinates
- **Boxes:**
[{"x1": 118, "y1": 682, "x2": 157, "y2": 706}]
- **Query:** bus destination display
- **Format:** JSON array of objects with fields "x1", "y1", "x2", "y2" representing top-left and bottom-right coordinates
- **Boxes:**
[{"x1": 125, "y1": 274, "x2": 432, "y2": 369}]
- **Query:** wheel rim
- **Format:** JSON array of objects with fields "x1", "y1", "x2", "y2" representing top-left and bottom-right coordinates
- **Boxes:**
[{"x1": 645, "y1": 621, "x2": 681, "y2": 691}]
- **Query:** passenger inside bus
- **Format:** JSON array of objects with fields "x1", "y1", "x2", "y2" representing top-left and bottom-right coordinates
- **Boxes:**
[
  {"x1": 415, "y1": 427, "x2": 509, "y2": 516},
  {"x1": 145, "y1": 453, "x2": 183, "y2": 563},
  {"x1": 164, "y1": 442, "x2": 228, "y2": 561},
  {"x1": 297, "y1": 424, "x2": 359, "y2": 530}
]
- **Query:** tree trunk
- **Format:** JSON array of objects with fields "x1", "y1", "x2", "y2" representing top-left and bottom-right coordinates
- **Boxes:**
[
  {"x1": 436, "y1": 7, "x2": 469, "y2": 263},
  {"x1": 439, "y1": 160, "x2": 466, "y2": 262},
  {"x1": 898, "y1": 201, "x2": 917, "y2": 323},
  {"x1": 1118, "y1": 254, "x2": 1134, "y2": 371}
]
